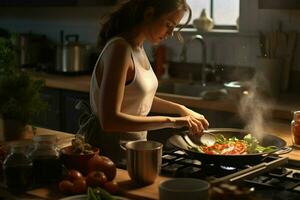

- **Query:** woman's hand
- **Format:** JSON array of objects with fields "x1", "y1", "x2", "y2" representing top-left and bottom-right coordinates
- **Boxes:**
[{"x1": 174, "y1": 105, "x2": 209, "y2": 135}]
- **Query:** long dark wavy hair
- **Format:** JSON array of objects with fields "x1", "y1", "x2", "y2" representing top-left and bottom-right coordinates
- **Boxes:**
[{"x1": 97, "y1": 0, "x2": 191, "y2": 49}]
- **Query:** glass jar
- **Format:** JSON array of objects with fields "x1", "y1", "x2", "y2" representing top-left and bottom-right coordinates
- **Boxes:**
[
  {"x1": 291, "y1": 111, "x2": 300, "y2": 148},
  {"x1": 30, "y1": 135, "x2": 62, "y2": 185},
  {"x1": 3, "y1": 141, "x2": 33, "y2": 192}
]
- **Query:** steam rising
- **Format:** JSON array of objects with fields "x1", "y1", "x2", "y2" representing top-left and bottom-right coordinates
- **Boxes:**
[{"x1": 238, "y1": 76, "x2": 273, "y2": 138}]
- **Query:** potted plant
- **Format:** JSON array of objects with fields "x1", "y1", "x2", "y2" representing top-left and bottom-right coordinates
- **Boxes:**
[{"x1": 0, "y1": 32, "x2": 46, "y2": 141}]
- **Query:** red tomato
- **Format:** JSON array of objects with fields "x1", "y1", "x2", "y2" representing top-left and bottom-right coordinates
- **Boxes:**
[
  {"x1": 234, "y1": 142, "x2": 246, "y2": 153},
  {"x1": 87, "y1": 155, "x2": 116, "y2": 181},
  {"x1": 71, "y1": 178, "x2": 87, "y2": 194},
  {"x1": 103, "y1": 180, "x2": 119, "y2": 194},
  {"x1": 202, "y1": 141, "x2": 246, "y2": 155},
  {"x1": 58, "y1": 180, "x2": 74, "y2": 194},
  {"x1": 67, "y1": 169, "x2": 83, "y2": 182},
  {"x1": 86, "y1": 170, "x2": 107, "y2": 187}
]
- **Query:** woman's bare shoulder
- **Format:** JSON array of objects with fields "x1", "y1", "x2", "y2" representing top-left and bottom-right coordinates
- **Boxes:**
[
  {"x1": 101, "y1": 37, "x2": 133, "y2": 69},
  {"x1": 105, "y1": 37, "x2": 132, "y2": 54}
]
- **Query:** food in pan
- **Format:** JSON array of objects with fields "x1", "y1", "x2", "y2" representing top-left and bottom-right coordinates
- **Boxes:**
[{"x1": 189, "y1": 134, "x2": 277, "y2": 155}]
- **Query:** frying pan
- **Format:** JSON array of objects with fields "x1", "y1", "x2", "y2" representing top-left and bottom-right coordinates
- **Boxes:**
[{"x1": 168, "y1": 128, "x2": 291, "y2": 166}]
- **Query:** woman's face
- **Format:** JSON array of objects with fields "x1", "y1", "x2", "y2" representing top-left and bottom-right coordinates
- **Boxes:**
[{"x1": 145, "y1": 8, "x2": 185, "y2": 44}]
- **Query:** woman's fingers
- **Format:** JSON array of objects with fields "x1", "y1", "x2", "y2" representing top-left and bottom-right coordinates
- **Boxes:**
[
  {"x1": 194, "y1": 114, "x2": 209, "y2": 129},
  {"x1": 188, "y1": 116, "x2": 206, "y2": 135},
  {"x1": 173, "y1": 115, "x2": 209, "y2": 135},
  {"x1": 200, "y1": 117, "x2": 209, "y2": 129},
  {"x1": 189, "y1": 117, "x2": 199, "y2": 134},
  {"x1": 178, "y1": 107, "x2": 210, "y2": 132}
]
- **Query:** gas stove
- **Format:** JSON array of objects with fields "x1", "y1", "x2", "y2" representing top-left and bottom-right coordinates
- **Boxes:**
[{"x1": 161, "y1": 148, "x2": 300, "y2": 200}]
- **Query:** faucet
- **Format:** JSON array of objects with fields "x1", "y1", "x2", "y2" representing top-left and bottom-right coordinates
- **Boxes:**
[{"x1": 180, "y1": 34, "x2": 207, "y2": 86}]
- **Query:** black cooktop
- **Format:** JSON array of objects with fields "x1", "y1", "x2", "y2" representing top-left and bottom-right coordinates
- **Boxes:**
[{"x1": 161, "y1": 148, "x2": 300, "y2": 200}]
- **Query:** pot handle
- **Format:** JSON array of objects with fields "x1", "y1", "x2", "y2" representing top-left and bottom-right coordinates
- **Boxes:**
[
  {"x1": 271, "y1": 146, "x2": 293, "y2": 155},
  {"x1": 262, "y1": 145, "x2": 293, "y2": 157}
]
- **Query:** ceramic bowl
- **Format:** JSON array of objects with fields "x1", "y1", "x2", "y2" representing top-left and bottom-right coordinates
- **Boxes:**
[
  {"x1": 60, "y1": 145, "x2": 99, "y2": 175},
  {"x1": 159, "y1": 178, "x2": 210, "y2": 200}
]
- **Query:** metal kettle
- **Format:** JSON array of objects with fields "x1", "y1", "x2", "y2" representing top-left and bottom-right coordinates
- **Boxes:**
[{"x1": 56, "y1": 31, "x2": 92, "y2": 73}]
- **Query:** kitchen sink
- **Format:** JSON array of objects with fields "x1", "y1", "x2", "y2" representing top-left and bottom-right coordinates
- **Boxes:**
[{"x1": 157, "y1": 81, "x2": 228, "y2": 100}]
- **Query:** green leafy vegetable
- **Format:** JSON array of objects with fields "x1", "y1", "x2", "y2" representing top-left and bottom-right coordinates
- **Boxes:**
[
  {"x1": 88, "y1": 187, "x2": 100, "y2": 200},
  {"x1": 87, "y1": 187, "x2": 116, "y2": 200},
  {"x1": 242, "y1": 134, "x2": 277, "y2": 153},
  {"x1": 215, "y1": 134, "x2": 226, "y2": 144},
  {"x1": 243, "y1": 134, "x2": 259, "y2": 153}
]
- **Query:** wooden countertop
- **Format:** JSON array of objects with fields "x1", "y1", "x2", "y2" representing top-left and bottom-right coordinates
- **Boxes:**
[
  {"x1": 33, "y1": 72, "x2": 300, "y2": 120},
  {"x1": 18, "y1": 121, "x2": 300, "y2": 200}
]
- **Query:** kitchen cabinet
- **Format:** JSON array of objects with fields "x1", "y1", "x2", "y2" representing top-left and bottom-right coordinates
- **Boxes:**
[
  {"x1": 31, "y1": 88, "x2": 89, "y2": 133},
  {"x1": 0, "y1": 0, "x2": 117, "y2": 6},
  {"x1": 259, "y1": 0, "x2": 300, "y2": 9}
]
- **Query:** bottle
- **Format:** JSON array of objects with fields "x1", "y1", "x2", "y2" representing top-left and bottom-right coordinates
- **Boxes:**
[
  {"x1": 161, "y1": 63, "x2": 170, "y2": 80},
  {"x1": 291, "y1": 111, "x2": 300, "y2": 148},
  {"x1": 3, "y1": 142, "x2": 33, "y2": 192},
  {"x1": 30, "y1": 135, "x2": 62, "y2": 185},
  {"x1": 193, "y1": 9, "x2": 214, "y2": 32}
]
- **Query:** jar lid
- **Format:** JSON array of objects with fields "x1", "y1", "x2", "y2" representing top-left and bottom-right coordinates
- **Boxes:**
[{"x1": 293, "y1": 111, "x2": 300, "y2": 120}]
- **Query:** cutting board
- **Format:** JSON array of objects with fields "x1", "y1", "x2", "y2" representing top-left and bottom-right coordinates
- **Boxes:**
[{"x1": 26, "y1": 169, "x2": 169, "y2": 200}]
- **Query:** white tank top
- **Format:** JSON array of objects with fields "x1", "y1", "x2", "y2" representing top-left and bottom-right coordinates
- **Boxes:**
[{"x1": 90, "y1": 37, "x2": 158, "y2": 140}]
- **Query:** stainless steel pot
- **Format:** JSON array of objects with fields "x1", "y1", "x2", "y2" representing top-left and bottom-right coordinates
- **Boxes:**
[
  {"x1": 56, "y1": 33, "x2": 92, "y2": 73},
  {"x1": 121, "y1": 140, "x2": 163, "y2": 185}
]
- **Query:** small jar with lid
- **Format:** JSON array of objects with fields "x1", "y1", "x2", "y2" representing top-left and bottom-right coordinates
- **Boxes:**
[
  {"x1": 3, "y1": 141, "x2": 33, "y2": 192},
  {"x1": 291, "y1": 111, "x2": 300, "y2": 148},
  {"x1": 30, "y1": 135, "x2": 63, "y2": 185}
]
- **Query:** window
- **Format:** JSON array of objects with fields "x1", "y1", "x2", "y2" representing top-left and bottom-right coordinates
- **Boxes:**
[{"x1": 183, "y1": 0, "x2": 240, "y2": 30}]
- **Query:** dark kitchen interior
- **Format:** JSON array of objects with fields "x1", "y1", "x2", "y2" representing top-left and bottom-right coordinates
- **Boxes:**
[{"x1": 0, "y1": 0, "x2": 300, "y2": 199}]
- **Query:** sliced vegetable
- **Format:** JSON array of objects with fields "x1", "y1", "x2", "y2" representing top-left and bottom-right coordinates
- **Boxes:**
[{"x1": 189, "y1": 133, "x2": 278, "y2": 155}]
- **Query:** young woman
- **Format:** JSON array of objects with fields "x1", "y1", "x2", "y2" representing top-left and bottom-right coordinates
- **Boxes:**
[{"x1": 87, "y1": 0, "x2": 209, "y2": 164}]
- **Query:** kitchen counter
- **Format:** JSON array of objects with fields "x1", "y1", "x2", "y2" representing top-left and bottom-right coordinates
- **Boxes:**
[
  {"x1": 6, "y1": 120, "x2": 299, "y2": 200},
  {"x1": 33, "y1": 72, "x2": 300, "y2": 120}
]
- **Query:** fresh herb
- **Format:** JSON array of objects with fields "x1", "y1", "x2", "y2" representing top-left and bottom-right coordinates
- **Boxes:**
[
  {"x1": 87, "y1": 187, "x2": 116, "y2": 200},
  {"x1": 0, "y1": 32, "x2": 46, "y2": 124}
]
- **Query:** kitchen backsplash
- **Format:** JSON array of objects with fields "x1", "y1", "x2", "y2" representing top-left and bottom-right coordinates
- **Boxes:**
[{"x1": 161, "y1": 62, "x2": 300, "y2": 93}]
